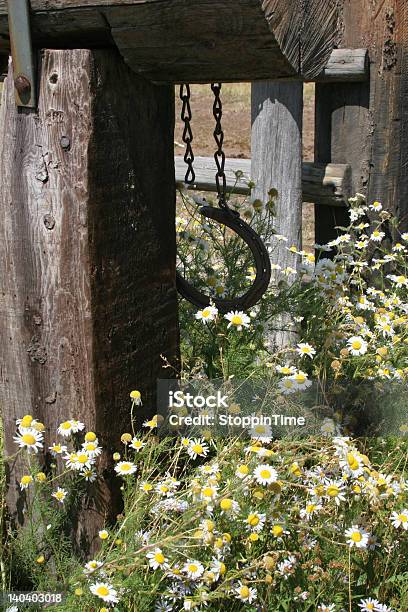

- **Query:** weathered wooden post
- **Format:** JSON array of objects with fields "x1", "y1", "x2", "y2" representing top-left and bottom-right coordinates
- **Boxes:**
[
  {"x1": 315, "y1": 0, "x2": 408, "y2": 244},
  {"x1": 251, "y1": 82, "x2": 303, "y2": 347},
  {"x1": 0, "y1": 49, "x2": 178, "y2": 549}
]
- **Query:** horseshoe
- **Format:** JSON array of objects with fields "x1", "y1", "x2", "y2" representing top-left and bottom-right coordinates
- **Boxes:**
[{"x1": 176, "y1": 205, "x2": 272, "y2": 314}]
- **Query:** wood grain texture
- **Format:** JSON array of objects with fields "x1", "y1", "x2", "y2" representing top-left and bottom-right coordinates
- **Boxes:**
[
  {"x1": 251, "y1": 81, "x2": 303, "y2": 347},
  {"x1": 0, "y1": 49, "x2": 179, "y2": 553},
  {"x1": 315, "y1": 0, "x2": 408, "y2": 245},
  {"x1": 0, "y1": 1, "x2": 338, "y2": 82},
  {"x1": 175, "y1": 156, "x2": 351, "y2": 207},
  {"x1": 314, "y1": 48, "x2": 369, "y2": 82}
]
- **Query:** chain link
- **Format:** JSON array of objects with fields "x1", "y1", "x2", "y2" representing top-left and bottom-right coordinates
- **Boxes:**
[
  {"x1": 211, "y1": 82, "x2": 229, "y2": 211},
  {"x1": 180, "y1": 84, "x2": 195, "y2": 184}
]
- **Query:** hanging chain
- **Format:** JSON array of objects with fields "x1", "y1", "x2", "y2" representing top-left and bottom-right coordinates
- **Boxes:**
[
  {"x1": 211, "y1": 82, "x2": 230, "y2": 212},
  {"x1": 180, "y1": 84, "x2": 195, "y2": 184}
]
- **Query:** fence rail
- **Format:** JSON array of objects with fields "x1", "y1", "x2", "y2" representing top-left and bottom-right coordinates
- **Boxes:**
[{"x1": 175, "y1": 155, "x2": 351, "y2": 207}]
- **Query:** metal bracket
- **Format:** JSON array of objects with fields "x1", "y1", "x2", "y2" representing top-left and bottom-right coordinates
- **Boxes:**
[{"x1": 8, "y1": 0, "x2": 36, "y2": 107}]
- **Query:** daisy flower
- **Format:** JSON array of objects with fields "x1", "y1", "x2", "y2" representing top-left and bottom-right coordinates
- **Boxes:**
[
  {"x1": 99, "y1": 530, "x2": 109, "y2": 540},
  {"x1": 291, "y1": 370, "x2": 312, "y2": 390},
  {"x1": 130, "y1": 438, "x2": 146, "y2": 452},
  {"x1": 90, "y1": 582, "x2": 119, "y2": 604},
  {"x1": 324, "y1": 480, "x2": 346, "y2": 505},
  {"x1": 130, "y1": 390, "x2": 142, "y2": 405},
  {"x1": 296, "y1": 343, "x2": 316, "y2": 359},
  {"x1": 317, "y1": 605, "x2": 336, "y2": 612},
  {"x1": 245, "y1": 512, "x2": 266, "y2": 532},
  {"x1": 370, "y1": 230, "x2": 385, "y2": 242},
  {"x1": 13, "y1": 428, "x2": 43, "y2": 453},
  {"x1": 81, "y1": 469, "x2": 97, "y2": 482},
  {"x1": 219, "y1": 498, "x2": 240, "y2": 516},
  {"x1": 187, "y1": 438, "x2": 209, "y2": 459},
  {"x1": 71, "y1": 419, "x2": 85, "y2": 433},
  {"x1": 253, "y1": 464, "x2": 278, "y2": 486},
  {"x1": 347, "y1": 336, "x2": 368, "y2": 355},
  {"x1": 182, "y1": 560, "x2": 204, "y2": 580},
  {"x1": 276, "y1": 364, "x2": 297, "y2": 376},
  {"x1": 278, "y1": 377, "x2": 297, "y2": 394},
  {"x1": 369, "y1": 201, "x2": 383, "y2": 212},
  {"x1": 147, "y1": 547, "x2": 169, "y2": 570},
  {"x1": 234, "y1": 583, "x2": 257, "y2": 603},
  {"x1": 19, "y1": 475, "x2": 33, "y2": 490},
  {"x1": 195, "y1": 305, "x2": 218, "y2": 323},
  {"x1": 235, "y1": 464, "x2": 250, "y2": 479},
  {"x1": 51, "y1": 487, "x2": 68, "y2": 504},
  {"x1": 224, "y1": 310, "x2": 251, "y2": 331},
  {"x1": 140, "y1": 481, "x2": 153, "y2": 493},
  {"x1": 57, "y1": 420, "x2": 75, "y2": 437},
  {"x1": 390, "y1": 509, "x2": 408, "y2": 530},
  {"x1": 271, "y1": 523, "x2": 289, "y2": 539},
  {"x1": 345, "y1": 525, "x2": 369, "y2": 548},
  {"x1": 115, "y1": 461, "x2": 137, "y2": 476},
  {"x1": 358, "y1": 598, "x2": 381, "y2": 611},
  {"x1": 143, "y1": 415, "x2": 158, "y2": 429},
  {"x1": 84, "y1": 560, "x2": 103, "y2": 574},
  {"x1": 300, "y1": 503, "x2": 322, "y2": 520},
  {"x1": 82, "y1": 441, "x2": 102, "y2": 458}
]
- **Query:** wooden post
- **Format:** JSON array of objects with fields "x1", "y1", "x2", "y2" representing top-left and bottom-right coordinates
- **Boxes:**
[
  {"x1": 0, "y1": 50, "x2": 179, "y2": 553},
  {"x1": 251, "y1": 82, "x2": 303, "y2": 347},
  {"x1": 315, "y1": 0, "x2": 408, "y2": 245}
]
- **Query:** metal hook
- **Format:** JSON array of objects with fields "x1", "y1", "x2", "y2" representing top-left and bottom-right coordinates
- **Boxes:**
[{"x1": 176, "y1": 206, "x2": 271, "y2": 313}]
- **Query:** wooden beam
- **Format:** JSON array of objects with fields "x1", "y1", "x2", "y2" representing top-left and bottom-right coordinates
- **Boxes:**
[
  {"x1": 0, "y1": 1, "x2": 338, "y2": 82},
  {"x1": 175, "y1": 156, "x2": 351, "y2": 207},
  {"x1": 313, "y1": 49, "x2": 369, "y2": 82},
  {"x1": 0, "y1": 49, "x2": 179, "y2": 552}
]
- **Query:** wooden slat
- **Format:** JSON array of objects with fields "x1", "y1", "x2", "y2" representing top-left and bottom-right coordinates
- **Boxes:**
[
  {"x1": 314, "y1": 49, "x2": 369, "y2": 82},
  {"x1": 0, "y1": 1, "x2": 338, "y2": 83},
  {"x1": 175, "y1": 156, "x2": 351, "y2": 207}
]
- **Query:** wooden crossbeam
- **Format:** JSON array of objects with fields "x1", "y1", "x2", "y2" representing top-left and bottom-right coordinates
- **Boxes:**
[{"x1": 175, "y1": 156, "x2": 351, "y2": 207}]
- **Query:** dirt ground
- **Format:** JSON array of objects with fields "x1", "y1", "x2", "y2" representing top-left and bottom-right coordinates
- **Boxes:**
[{"x1": 175, "y1": 83, "x2": 315, "y2": 250}]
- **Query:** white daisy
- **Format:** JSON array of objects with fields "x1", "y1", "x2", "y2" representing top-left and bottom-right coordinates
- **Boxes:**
[
  {"x1": 13, "y1": 428, "x2": 43, "y2": 453},
  {"x1": 90, "y1": 582, "x2": 119, "y2": 604},
  {"x1": 300, "y1": 503, "x2": 322, "y2": 520},
  {"x1": 182, "y1": 560, "x2": 204, "y2": 580},
  {"x1": 195, "y1": 305, "x2": 218, "y2": 323},
  {"x1": 296, "y1": 343, "x2": 316, "y2": 359},
  {"x1": 370, "y1": 230, "x2": 385, "y2": 242},
  {"x1": 147, "y1": 547, "x2": 169, "y2": 570},
  {"x1": 291, "y1": 370, "x2": 312, "y2": 391},
  {"x1": 253, "y1": 464, "x2": 278, "y2": 486},
  {"x1": 84, "y1": 560, "x2": 103, "y2": 574},
  {"x1": 244, "y1": 512, "x2": 266, "y2": 533},
  {"x1": 187, "y1": 438, "x2": 209, "y2": 459},
  {"x1": 358, "y1": 597, "x2": 380, "y2": 611},
  {"x1": 390, "y1": 509, "x2": 408, "y2": 530},
  {"x1": 49, "y1": 442, "x2": 67, "y2": 456},
  {"x1": 347, "y1": 336, "x2": 368, "y2": 355},
  {"x1": 114, "y1": 461, "x2": 137, "y2": 476},
  {"x1": 278, "y1": 377, "x2": 297, "y2": 394},
  {"x1": 51, "y1": 487, "x2": 67, "y2": 504},
  {"x1": 57, "y1": 420, "x2": 75, "y2": 437},
  {"x1": 345, "y1": 525, "x2": 369, "y2": 548},
  {"x1": 130, "y1": 438, "x2": 146, "y2": 452},
  {"x1": 234, "y1": 582, "x2": 257, "y2": 603},
  {"x1": 224, "y1": 310, "x2": 251, "y2": 331}
]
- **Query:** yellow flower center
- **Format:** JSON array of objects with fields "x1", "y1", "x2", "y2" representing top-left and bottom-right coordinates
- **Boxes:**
[
  {"x1": 351, "y1": 531, "x2": 362, "y2": 542},
  {"x1": 202, "y1": 309, "x2": 211, "y2": 318},
  {"x1": 202, "y1": 487, "x2": 214, "y2": 498},
  {"x1": 154, "y1": 552, "x2": 165, "y2": 564},
  {"x1": 192, "y1": 444, "x2": 203, "y2": 454},
  {"x1": 22, "y1": 434, "x2": 36, "y2": 445},
  {"x1": 96, "y1": 586, "x2": 109, "y2": 597},
  {"x1": 294, "y1": 374, "x2": 306, "y2": 383},
  {"x1": 188, "y1": 564, "x2": 198, "y2": 573},
  {"x1": 237, "y1": 465, "x2": 249, "y2": 475},
  {"x1": 61, "y1": 421, "x2": 71, "y2": 430},
  {"x1": 352, "y1": 340, "x2": 362, "y2": 350},
  {"x1": 21, "y1": 475, "x2": 32, "y2": 485},
  {"x1": 231, "y1": 315, "x2": 243, "y2": 325},
  {"x1": 21, "y1": 415, "x2": 33, "y2": 427},
  {"x1": 220, "y1": 498, "x2": 233, "y2": 511},
  {"x1": 398, "y1": 513, "x2": 407, "y2": 523},
  {"x1": 306, "y1": 504, "x2": 316, "y2": 513},
  {"x1": 85, "y1": 431, "x2": 96, "y2": 442},
  {"x1": 55, "y1": 491, "x2": 65, "y2": 500},
  {"x1": 130, "y1": 390, "x2": 141, "y2": 400},
  {"x1": 77, "y1": 453, "x2": 88, "y2": 464},
  {"x1": 239, "y1": 586, "x2": 250, "y2": 598},
  {"x1": 260, "y1": 469, "x2": 271, "y2": 479},
  {"x1": 327, "y1": 485, "x2": 340, "y2": 497},
  {"x1": 272, "y1": 525, "x2": 283, "y2": 537},
  {"x1": 248, "y1": 514, "x2": 260, "y2": 526}
]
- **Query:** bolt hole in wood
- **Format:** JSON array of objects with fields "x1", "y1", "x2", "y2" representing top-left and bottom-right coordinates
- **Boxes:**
[
  {"x1": 174, "y1": 83, "x2": 316, "y2": 252},
  {"x1": 49, "y1": 72, "x2": 58, "y2": 84}
]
